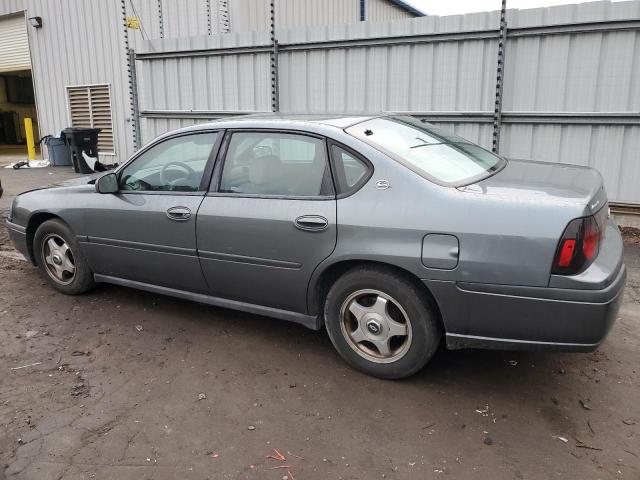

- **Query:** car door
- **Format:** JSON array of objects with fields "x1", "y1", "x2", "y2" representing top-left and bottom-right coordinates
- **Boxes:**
[
  {"x1": 196, "y1": 130, "x2": 337, "y2": 313},
  {"x1": 81, "y1": 131, "x2": 222, "y2": 293}
]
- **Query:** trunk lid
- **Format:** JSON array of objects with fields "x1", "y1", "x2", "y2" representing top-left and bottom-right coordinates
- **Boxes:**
[{"x1": 461, "y1": 158, "x2": 606, "y2": 214}]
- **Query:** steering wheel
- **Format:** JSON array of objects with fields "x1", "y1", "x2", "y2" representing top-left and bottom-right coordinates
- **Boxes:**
[{"x1": 159, "y1": 161, "x2": 196, "y2": 190}]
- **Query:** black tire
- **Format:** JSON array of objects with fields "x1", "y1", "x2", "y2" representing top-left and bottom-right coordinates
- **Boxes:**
[
  {"x1": 33, "y1": 219, "x2": 95, "y2": 295},
  {"x1": 324, "y1": 266, "x2": 441, "y2": 379}
]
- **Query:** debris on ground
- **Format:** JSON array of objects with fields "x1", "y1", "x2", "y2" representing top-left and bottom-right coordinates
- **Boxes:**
[
  {"x1": 586, "y1": 420, "x2": 595, "y2": 434},
  {"x1": 247, "y1": 425, "x2": 256, "y2": 431},
  {"x1": 266, "y1": 449, "x2": 286, "y2": 461},
  {"x1": 10, "y1": 362, "x2": 42, "y2": 371},
  {"x1": 475, "y1": 405, "x2": 490, "y2": 416},
  {"x1": 135, "y1": 325, "x2": 143, "y2": 332},
  {"x1": 25, "y1": 330, "x2": 39, "y2": 339},
  {"x1": 264, "y1": 448, "x2": 297, "y2": 480},
  {"x1": 620, "y1": 226, "x2": 640, "y2": 245},
  {"x1": 508, "y1": 360, "x2": 518, "y2": 366},
  {"x1": 72, "y1": 382, "x2": 89, "y2": 397},
  {"x1": 622, "y1": 419, "x2": 637, "y2": 426},
  {"x1": 579, "y1": 399, "x2": 592, "y2": 410},
  {"x1": 553, "y1": 436, "x2": 569, "y2": 443},
  {"x1": 71, "y1": 350, "x2": 90, "y2": 356},
  {"x1": 574, "y1": 438, "x2": 602, "y2": 451},
  {"x1": 197, "y1": 393, "x2": 206, "y2": 400}
]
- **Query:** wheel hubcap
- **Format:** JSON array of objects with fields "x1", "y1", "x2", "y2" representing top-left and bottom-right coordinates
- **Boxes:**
[
  {"x1": 42, "y1": 234, "x2": 76, "y2": 285},
  {"x1": 339, "y1": 289, "x2": 412, "y2": 364}
]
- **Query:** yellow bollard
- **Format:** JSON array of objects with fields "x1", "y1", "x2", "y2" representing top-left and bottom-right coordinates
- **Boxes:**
[{"x1": 24, "y1": 118, "x2": 36, "y2": 161}]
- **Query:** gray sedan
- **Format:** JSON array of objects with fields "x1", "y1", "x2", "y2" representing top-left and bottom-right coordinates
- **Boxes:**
[{"x1": 7, "y1": 115, "x2": 626, "y2": 379}]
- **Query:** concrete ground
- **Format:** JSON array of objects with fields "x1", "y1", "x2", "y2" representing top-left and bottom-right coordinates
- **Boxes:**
[
  {"x1": 0, "y1": 167, "x2": 638, "y2": 480},
  {"x1": 0, "y1": 145, "x2": 42, "y2": 167}
]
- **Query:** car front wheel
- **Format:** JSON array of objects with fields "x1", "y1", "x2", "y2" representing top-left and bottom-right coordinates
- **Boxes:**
[
  {"x1": 324, "y1": 266, "x2": 441, "y2": 379},
  {"x1": 34, "y1": 219, "x2": 95, "y2": 295}
]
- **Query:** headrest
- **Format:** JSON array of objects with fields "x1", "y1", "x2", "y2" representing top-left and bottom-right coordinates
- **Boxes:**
[{"x1": 249, "y1": 155, "x2": 281, "y2": 185}]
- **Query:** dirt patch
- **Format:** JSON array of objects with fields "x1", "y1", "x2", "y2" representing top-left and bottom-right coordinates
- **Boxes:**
[{"x1": 621, "y1": 226, "x2": 640, "y2": 246}]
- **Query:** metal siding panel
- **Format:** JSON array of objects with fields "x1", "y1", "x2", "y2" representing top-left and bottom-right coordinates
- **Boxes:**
[
  {"x1": 0, "y1": 13, "x2": 30, "y2": 72},
  {"x1": 617, "y1": 125, "x2": 640, "y2": 204},
  {"x1": 25, "y1": 0, "x2": 132, "y2": 164},
  {"x1": 0, "y1": 0, "x2": 25, "y2": 16},
  {"x1": 129, "y1": 1, "x2": 640, "y2": 204}
]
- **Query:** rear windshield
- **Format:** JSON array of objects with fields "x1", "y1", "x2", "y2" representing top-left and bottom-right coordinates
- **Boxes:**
[{"x1": 346, "y1": 116, "x2": 506, "y2": 186}]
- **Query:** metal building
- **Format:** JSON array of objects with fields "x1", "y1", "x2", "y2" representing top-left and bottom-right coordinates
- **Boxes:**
[{"x1": 0, "y1": 0, "x2": 422, "y2": 166}]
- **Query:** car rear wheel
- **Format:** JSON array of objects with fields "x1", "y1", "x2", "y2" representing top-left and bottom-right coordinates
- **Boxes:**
[
  {"x1": 324, "y1": 266, "x2": 441, "y2": 379},
  {"x1": 34, "y1": 219, "x2": 95, "y2": 295}
]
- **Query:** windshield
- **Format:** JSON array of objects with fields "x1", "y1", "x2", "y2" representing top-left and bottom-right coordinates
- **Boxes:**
[{"x1": 346, "y1": 116, "x2": 505, "y2": 186}]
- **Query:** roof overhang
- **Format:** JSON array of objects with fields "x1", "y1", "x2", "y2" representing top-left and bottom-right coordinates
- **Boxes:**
[{"x1": 386, "y1": 0, "x2": 426, "y2": 17}]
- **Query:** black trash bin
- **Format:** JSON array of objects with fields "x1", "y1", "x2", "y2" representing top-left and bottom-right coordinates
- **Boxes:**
[
  {"x1": 44, "y1": 133, "x2": 72, "y2": 166},
  {"x1": 63, "y1": 127, "x2": 101, "y2": 174}
]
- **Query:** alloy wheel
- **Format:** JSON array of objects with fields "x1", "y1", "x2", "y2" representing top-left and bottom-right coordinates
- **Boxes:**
[
  {"x1": 339, "y1": 289, "x2": 412, "y2": 364},
  {"x1": 41, "y1": 234, "x2": 76, "y2": 285}
]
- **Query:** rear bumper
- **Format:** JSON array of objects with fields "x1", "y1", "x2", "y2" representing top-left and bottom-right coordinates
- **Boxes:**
[
  {"x1": 426, "y1": 262, "x2": 626, "y2": 352},
  {"x1": 6, "y1": 220, "x2": 30, "y2": 261}
]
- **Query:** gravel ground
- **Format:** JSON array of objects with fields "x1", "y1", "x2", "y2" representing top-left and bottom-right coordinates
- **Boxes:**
[{"x1": 1, "y1": 167, "x2": 639, "y2": 480}]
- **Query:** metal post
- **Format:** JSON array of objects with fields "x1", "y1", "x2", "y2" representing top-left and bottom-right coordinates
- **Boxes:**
[
  {"x1": 219, "y1": 0, "x2": 230, "y2": 34},
  {"x1": 492, "y1": 0, "x2": 507, "y2": 153},
  {"x1": 157, "y1": 0, "x2": 164, "y2": 38},
  {"x1": 270, "y1": 0, "x2": 279, "y2": 112},
  {"x1": 122, "y1": 0, "x2": 137, "y2": 152},
  {"x1": 129, "y1": 49, "x2": 141, "y2": 150},
  {"x1": 24, "y1": 118, "x2": 36, "y2": 161},
  {"x1": 206, "y1": 0, "x2": 212, "y2": 35}
]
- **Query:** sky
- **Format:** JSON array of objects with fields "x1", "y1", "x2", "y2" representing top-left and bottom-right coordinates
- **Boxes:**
[{"x1": 403, "y1": 0, "x2": 624, "y2": 16}]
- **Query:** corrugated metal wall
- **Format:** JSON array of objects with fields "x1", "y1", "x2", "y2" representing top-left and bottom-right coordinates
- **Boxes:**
[
  {"x1": 137, "y1": 31, "x2": 272, "y2": 140},
  {"x1": 1, "y1": 1, "x2": 638, "y2": 204},
  {"x1": 1, "y1": 0, "x2": 134, "y2": 163},
  {"x1": 0, "y1": 13, "x2": 31, "y2": 72},
  {"x1": 0, "y1": 0, "x2": 419, "y2": 164},
  {"x1": 136, "y1": 0, "x2": 640, "y2": 205},
  {"x1": 228, "y1": 0, "x2": 413, "y2": 32}
]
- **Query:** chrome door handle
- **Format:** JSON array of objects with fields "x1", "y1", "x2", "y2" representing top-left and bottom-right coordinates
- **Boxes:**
[
  {"x1": 294, "y1": 215, "x2": 329, "y2": 232},
  {"x1": 166, "y1": 206, "x2": 191, "y2": 221}
]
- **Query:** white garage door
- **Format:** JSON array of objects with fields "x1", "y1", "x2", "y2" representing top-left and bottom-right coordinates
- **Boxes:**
[{"x1": 0, "y1": 13, "x2": 31, "y2": 73}]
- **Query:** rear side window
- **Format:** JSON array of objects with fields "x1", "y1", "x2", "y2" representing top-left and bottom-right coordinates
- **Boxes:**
[
  {"x1": 330, "y1": 145, "x2": 371, "y2": 196},
  {"x1": 346, "y1": 116, "x2": 505, "y2": 186},
  {"x1": 219, "y1": 132, "x2": 332, "y2": 197}
]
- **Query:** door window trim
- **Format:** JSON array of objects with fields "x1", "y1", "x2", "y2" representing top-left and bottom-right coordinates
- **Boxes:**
[
  {"x1": 327, "y1": 140, "x2": 374, "y2": 199},
  {"x1": 207, "y1": 128, "x2": 336, "y2": 201},
  {"x1": 112, "y1": 129, "x2": 224, "y2": 196}
]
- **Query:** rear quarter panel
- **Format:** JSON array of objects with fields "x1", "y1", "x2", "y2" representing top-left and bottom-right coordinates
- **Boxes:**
[{"x1": 312, "y1": 132, "x2": 589, "y2": 295}]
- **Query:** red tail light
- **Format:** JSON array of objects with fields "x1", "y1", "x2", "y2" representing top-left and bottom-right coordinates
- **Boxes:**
[
  {"x1": 557, "y1": 239, "x2": 576, "y2": 267},
  {"x1": 552, "y1": 207, "x2": 607, "y2": 275}
]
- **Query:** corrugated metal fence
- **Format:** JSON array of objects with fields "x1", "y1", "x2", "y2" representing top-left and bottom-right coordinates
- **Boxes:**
[{"x1": 135, "y1": 0, "x2": 640, "y2": 205}]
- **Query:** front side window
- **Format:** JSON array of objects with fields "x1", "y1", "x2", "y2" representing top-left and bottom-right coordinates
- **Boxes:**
[
  {"x1": 346, "y1": 116, "x2": 505, "y2": 186},
  {"x1": 219, "y1": 132, "x2": 331, "y2": 197},
  {"x1": 119, "y1": 132, "x2": 219, "y2": 192}
]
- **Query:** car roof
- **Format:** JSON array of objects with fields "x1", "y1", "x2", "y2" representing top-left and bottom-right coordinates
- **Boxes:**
[{"x1": 160, "y1": 113, "x2": 388, "y2": 138}]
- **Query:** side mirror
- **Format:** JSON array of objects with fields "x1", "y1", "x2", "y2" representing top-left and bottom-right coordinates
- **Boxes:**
[{"x1": 95, "y1": 172, "x2": 119, "y2": 194}]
